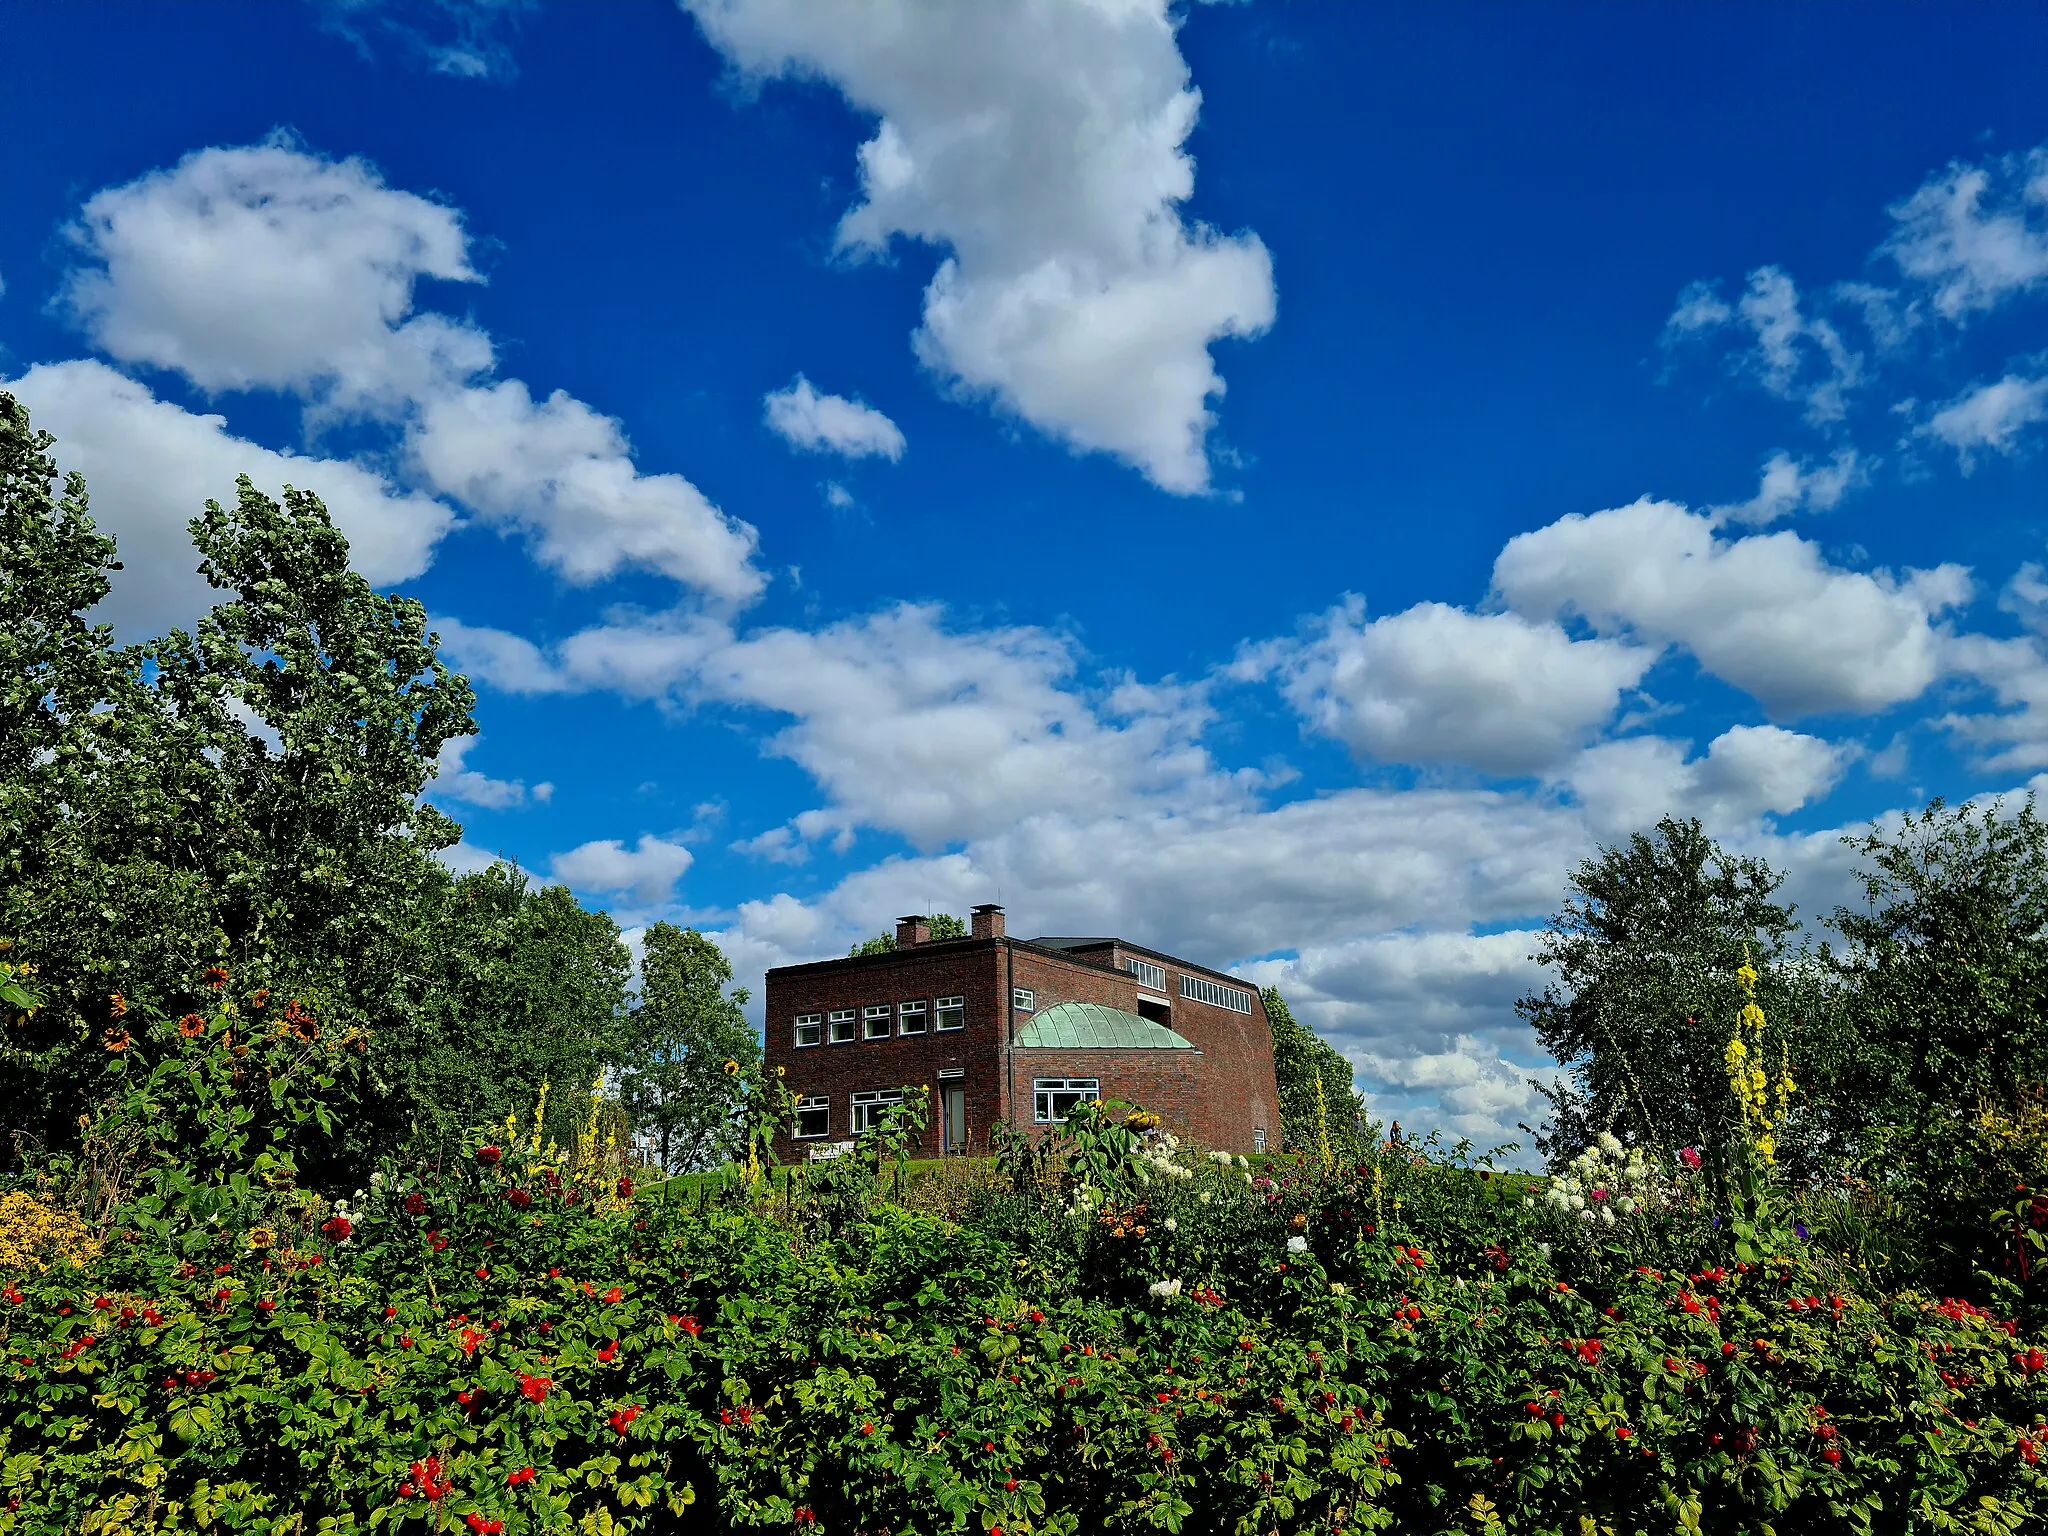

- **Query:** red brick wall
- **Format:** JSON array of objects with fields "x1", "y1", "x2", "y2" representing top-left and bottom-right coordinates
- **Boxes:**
[
  {"x1": 1109, "y1": 945, "x2": 1281, "y2": 1153},
  {"x1": 763, "y1": 936, "x2": 1283, "y2": 1160},
  {"x1": 765, "y1": 940, "x2": 1003, "y2": 1160},
  {"x1": 1008, "y1": 947, "x2": 1140, "y2": 1013}
]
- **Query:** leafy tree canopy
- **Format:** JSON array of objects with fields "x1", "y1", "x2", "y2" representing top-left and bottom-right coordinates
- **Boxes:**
[
  {"x1": 618, "y1": 922, "x2": 759, "y2": 1173},
  {"x1": 1263, "y1": 986, "x2": 1370, "y2": 1159},
  {"x1": 850, "y1": 912, "x2": 968, "y2": 955},
  {"x1": 1519, "y1": 816, "x2": 1818, "y2": 1168},
  {"x1": 0, "y1": 389, "x2": 652, "y2": 1184}
]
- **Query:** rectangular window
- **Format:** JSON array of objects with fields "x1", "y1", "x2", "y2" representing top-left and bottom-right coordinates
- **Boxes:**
[
  {"x1": 794, "y1": 1013, "x2": 823, "y2": 1048},
  {"x1": 1033, "y1": 1077, "x2": 1099, "y2": 1124},
  {"x1": 1179, "y1": 974, "x2": 1254, "y2": 1014},
  {"x1": 794, "y1": 1096, "x2": 830, "y2": 1138},
  {"x1": 935, "y1": 995, "x2": 965, "y2": 1031},
  {"x1": 1012, "y1": 987, "x2": 1036, "y2": 1012},
  {"x1": 891, "y1": 1001, "x2": 923, "y2": 1037},
  {"x1": 850, "y1": 1089, "x2": 905, "y2": 1134},
  {"x1": 828, "y1": 1008, "x2": 857, "y2": 1044},
  {"x1": 1123, "y1": 957, "x2": 1166, "y2": 990}
]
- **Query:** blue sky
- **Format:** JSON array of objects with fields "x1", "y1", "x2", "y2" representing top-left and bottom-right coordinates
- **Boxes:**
[{"x1": 5, "y1": 0, "x2": 2048, "y2": 1148}]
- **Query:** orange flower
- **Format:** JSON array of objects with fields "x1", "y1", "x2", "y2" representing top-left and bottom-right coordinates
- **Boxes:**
[
  {"x1": 249, "y1": 988, "x2": 271, "y2": 1010},
  {"x1": 178, "y1": 1013, "x2": 207, "y2": 1039},
  {"x1": 104, "y1": 1027, "x2": 132, "y2": 1053},
  {"x1": 203, "y1": 966, "x2": 230, "y2": 990},
  {"x1": 108, "y1": 992, "x2": 128, "y2": 1019}
]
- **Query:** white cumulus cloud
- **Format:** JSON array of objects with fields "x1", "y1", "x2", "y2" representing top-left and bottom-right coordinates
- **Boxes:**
[
  {"x1": 1272, "y1": 598, "x2": 1656, "y2": 775},
  {"x1": 550, "y1": 834, "x2": 695, "y2": 906},
  {"x1": 60, "y1": 136, "x2": 485, "y2": 402},
  {"x1": 685, "y1": 0, "x2": 1275, "y2": 494},
  {"x1": 58, "y1": 140, "x2": 764, "y2": 606},
  {"x1": 1563, "y1": 725, "x2": 1851, "y2": 838},
  {"x1": 1664, "y1": 267, "x2": 1863, "y2": 424},
  {"x1": 1883, "y1": 144, "x2": 2048, "y2": 321},
  {"x1": 1923, "y1": 373, "x2": 2048, "y2": 469},
  {"x1": 1711, "y1": 449, "x2": 1863, "y2": 526},
  {"x1": 1494, "y1": 497, "x2": 1970, "y2": 718},
  {"x1": 763, "y1": 375, "x2": 906, "y2": 460}
]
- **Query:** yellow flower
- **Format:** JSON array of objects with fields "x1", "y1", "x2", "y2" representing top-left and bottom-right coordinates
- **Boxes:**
[
  {"x1": 0, "y1": 1192, "x2": 99, "y2": 1272},
  {"x1": 724, "y1": 1059, "x2": 739, "y2": 1075},
  {"x1": 246, "y1": 1226, "x2": 276, "y2": 1250},
  {"x1": 776, "y1": 1065, "x2": 786, "y2": 1078}
]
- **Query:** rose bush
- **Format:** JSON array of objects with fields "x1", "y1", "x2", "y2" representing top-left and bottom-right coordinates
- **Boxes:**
[{"x1": 4, "y1": 1117, "x2": 2047, "y2": 1533}]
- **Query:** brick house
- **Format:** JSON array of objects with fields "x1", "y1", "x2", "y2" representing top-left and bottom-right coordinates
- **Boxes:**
[{"x1": 764, "y1": 905, "x2": 1282, "y2": 1161}]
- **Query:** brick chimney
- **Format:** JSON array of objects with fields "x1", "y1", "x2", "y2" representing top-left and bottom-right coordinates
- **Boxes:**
[
  {"x1": 895, "y1": 914, "x2": 931, "y2": 948},
  {"x1": 971, "y1": 903, "x2": 1006, "y2": 940}
]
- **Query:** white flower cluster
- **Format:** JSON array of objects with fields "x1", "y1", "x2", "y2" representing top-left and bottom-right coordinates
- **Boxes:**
[
  {"x1": 1542, "y1": 1131, "x2": 1664, "y2": 1228},
  {"x1": 1136, "y1": 1131, "x2": 1194, "y2": 1183},
  {"x1": 1286, "y1": 1235, "x2": 1308, "y2": 1254},
  {"x1": 1148, "y1": 1278, "x2": 1183, "y2": 1299}
]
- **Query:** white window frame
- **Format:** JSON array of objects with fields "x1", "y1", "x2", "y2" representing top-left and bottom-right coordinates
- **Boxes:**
[
  {"x1": 850, "y1": 1089, "x2": 905, "y2": 1134},
  {"x1": 794, "y1": 1096, "x2": 830, "y2": 1139},
  {"x1": 1123, "y1": 957, "x2": 1166, "y2": 990},
  {"x1": 794, "y1": 1013, "x2": 823, "y2": 1048},
  {"x1": 863, "y1": 1004, "x2": 894, "y2": 1040},
  {"x1": 828, "y1": 1008, "x2": 857, "y2": 1045},
  {"x1": 1179, "y1": 974, "x2": 1254, "y2": 1014},
  {"x1": 896, "y1": 1000, "x2": 927, "y2": 1036},
  {"x1": 1033, "y1": 1077, "x2": 1099, "y2": 1124},
  {"x1": 1012, "y1": 987, "x2": 1036, "y2": 1013},
  {"x1": 935, "y1": 994, "x2": 965, "y2": 1032}
]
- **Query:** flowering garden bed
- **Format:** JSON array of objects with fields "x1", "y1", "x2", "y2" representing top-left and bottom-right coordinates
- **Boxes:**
[{"x1": 5, "y1": 1126, "x2": 2048, "y2": 1535}]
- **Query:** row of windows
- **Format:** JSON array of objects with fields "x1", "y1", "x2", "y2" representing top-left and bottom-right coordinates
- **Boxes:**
[
  {"x1": 1180, "y1": 973, "x2": 1254, "y2": 1014},
  {"x1": 793, "y1": 1078, "x2": 1099, "y2": 1139},
  {"x1": 1122, "y1": 957, "x2": 1166, "y2": 990},
  {"x1": 793, "y1": 988, "x2": 1041, "y2": 1046},
  {"x1": 794, "y1": 996, "x2": 965, "y2": 1047}
]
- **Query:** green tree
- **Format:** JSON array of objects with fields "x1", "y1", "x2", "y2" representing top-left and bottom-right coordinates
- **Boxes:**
[
  {"x1": 1519, "y1": 816, "x2": 1817, "y2": 1167},
  {"x1": 618, "y1": 923, "x2": 758, "y2": 1172},
  {"x1": 1, "y1": 457, "x2": 479, "y2": 1174},
  {"x1": 1263, "y1": 986, "x2": 1369, "y2": 1159},
  {"x1": 1814, "y1": 799, "x2": 2048, "y2": 1298},
  {"x1": 849, "y1": 912, "x2": 968, "y2": 956},
  {"x1": 400, "y1": 865, "x2": 632, "y2": 1159},
  {"x1": 1823, "y1": 797, "x2": 2048, "y2": 1132}
]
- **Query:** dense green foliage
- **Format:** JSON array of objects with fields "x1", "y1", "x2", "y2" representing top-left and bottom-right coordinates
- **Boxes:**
[
  {"x1": 1263, "y1": 986, "x2": 1369, "y2": 1163},
  {"x1": 5, "y1": 1005, "x2": 2048, "y2": 1535},
  {"x1": 1519, "y1": 818, "x2": 1814, "y2": 1168},
  {"x1": 618, "y1": 924, "x2": 761, "y2": 1173},
  {"x1": 0, "y1": 390, "x2": 749, "y2": 1182},
  {"x1": 850, "y1": 913, "x2": 969, "y2": 956}
]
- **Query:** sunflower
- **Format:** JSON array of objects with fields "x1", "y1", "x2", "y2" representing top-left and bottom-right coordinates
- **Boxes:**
[
  {"x1": 103, "y1": 1027, "x2": 132, "y2": 1053},
  {"x1": 776, "y1": 1065, "x2": 786, "y2": 1078},
  {"x1": 203, "y1": 965, "x2": 230, "y2": 990},
  {"x1": 178, "y1": 1013, "x2": 207, "y2": 1039},
  {"x1": 723, "y1": 1059, "x2": 740, "y2": 1076},
  {"x1": 292, "y1": 1018, "x2": 320, "y2": 1043},
  {"x1": 249, "y1": 988, "x2": 271, "y2": 1010},
  {"x1": 108, "y1": 991, "x2": 128, "y2": 1019},
  {"x1": 246, "y1": 1226, "x2": 275, "y2": 1250}
]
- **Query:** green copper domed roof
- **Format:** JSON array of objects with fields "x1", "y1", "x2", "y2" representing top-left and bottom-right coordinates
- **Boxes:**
[{"x1": 1013, "y1": 1001, "x2": 1196, "y2": 1050}]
